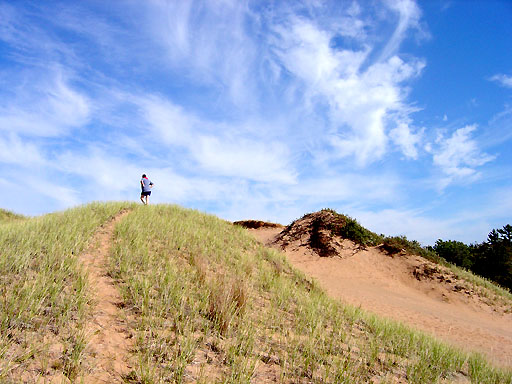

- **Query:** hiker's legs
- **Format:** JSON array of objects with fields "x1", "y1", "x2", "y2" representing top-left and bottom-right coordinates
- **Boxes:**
[
  {"x1": 140, "y1": 194, "x2": 146, "y2": 204},
  {"x1": 145, "y1": 195, "x2": 149, "y2": 205}
]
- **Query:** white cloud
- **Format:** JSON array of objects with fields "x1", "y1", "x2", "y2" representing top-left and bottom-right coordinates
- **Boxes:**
[
  {"x1": 1, "y1": 170, "x2": 81, "y2": 212},
  {"x1": 0, "y1": 134, "x2": 45, "y2": 166},
  {"x1": 214, "y1": 169, "x2": 405, "y2": 227},
  {"x1": 273, "y1": 18, "x2": 362, "y2": 84},
  {"x1": 0, "y1": 70, "x2": 90, "y2": 137},
  {"x1": 272, "y1": 17, "x2": 424, "y2": 165},
  {"x1": 353, "y1": 184, "x2": 512, "y2": 245},
  {"x1": 335, "y1": 2, "x2": 367, "y2": 40},
  {"x1": 144, "y1": 0, "x2": 257, "y2": 107},
  {"x1": 490, "y1": 73, "x2": 512, "y2": 88},
  {"x1": 141, "y1": 96, "x2": 195, "y2": 147},
  {"x1": 352, "y1": 207, "x2": 491, "y2": 245},
  {"x1": 432, "y1": 125, "x2": 495, "y2": 185},
  {"x1": 484, "y1": 106, "x2": 512, "y2": 147},
  {"x1": 24, "y1": 177, "x2": 80, "y2": 208},
  {"x1": 55, "y1": 149, "x2": 139, "y2": 193},
  {"x1": 0, "y1": 3, "x2": 80, "y2": 67},
  {"x1": 194, "y1": 135, "x2": 296, "y2": 183},
  {"x1": 379, "y1": 0, "x2": 423, "y2": 61},
  {"x1": 137, "y1": 95, "x2": 297, "y2": 184},
  {"x1": 50, "y1": 145, "x2": 283, "y2": 209},
  {"x1": 389, "y1": 121, "x2": 423, "y2": 159},
  {"x1": 38, "y1": 144, "x2": 235, "y2": 206},
  {"x1": 354, "y1": 208, "x2": 451, "y2": 244},
  {"x1": 291, "y1": 172, "x2": 401, "y2": 203},
  {"x1": 145, "y1": 168, "x2": 230, "y2": 204}
]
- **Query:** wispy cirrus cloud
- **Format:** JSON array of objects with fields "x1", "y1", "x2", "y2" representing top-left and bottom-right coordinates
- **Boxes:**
[
  {"x1": 379, "y1": 0, "x2": 424, "y2": 61},
  {"x1": 0, "y1": 69, "x2": 90, "y2": 137},
  {"x1": 139, "y1": 95, "x2": 297, "y2": 184},
  {"x1": 142, "y1": 0, "x2": 427, "y2": 169},
  {"x1": 0, "y1": 0, "x2": 430, "y2": 214},
  {"x1": 143, "y1": 0, "x2": 259, "y2": 108},
  {"x1": 0, "y1": 133, "x2": 45, "y2": 166}
]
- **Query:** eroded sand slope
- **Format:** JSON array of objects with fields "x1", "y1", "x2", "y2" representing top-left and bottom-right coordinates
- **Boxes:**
[{"x1": 247, "y1": 219, "x2": 512, "y2": 368}]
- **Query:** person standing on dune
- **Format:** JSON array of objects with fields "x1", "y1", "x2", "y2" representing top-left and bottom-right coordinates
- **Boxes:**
[{"x1": 140, "y1": 174, "x2": 154, "y2": 205}]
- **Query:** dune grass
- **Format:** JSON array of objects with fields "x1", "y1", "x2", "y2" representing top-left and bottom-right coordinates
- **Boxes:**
[
  {"x1": 0, "y1": 208, "x2": 25, "y2": 223},
  {"x1": 110, "y1": 204, "x2": 511, "y2": 383},
  {"x1": 0, "y1": 201, "x2": 134, "y2": 381}
]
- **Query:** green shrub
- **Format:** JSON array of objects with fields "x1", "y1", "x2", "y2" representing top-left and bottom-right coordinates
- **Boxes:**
[
  {"x1": 321, "y1": 209, "x2": 382, "y2": 246},
  {"x1": 338, "y1": 217, "x2": 382, "y2": 246}
]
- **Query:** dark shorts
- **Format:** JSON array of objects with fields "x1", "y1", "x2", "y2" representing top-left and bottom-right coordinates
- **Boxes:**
[{"x1": 141, "y1": 191, "x2": 151, "y2": 196}]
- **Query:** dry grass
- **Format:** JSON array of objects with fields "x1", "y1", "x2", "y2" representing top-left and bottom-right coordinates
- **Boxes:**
[
  {"x1": 0, "y1": 208, "x2": 25, "y2": 223},
  {"x1": 207, "y1": 276, "x2": 247, "y2": 336}
]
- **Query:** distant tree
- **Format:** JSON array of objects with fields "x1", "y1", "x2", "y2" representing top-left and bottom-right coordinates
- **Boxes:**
[
  {"x1": 433, "y1": 240, "x2": 473, "y2": 269},
  {"x1": 472, "y1": 225, "x2": 512, "y2": 290},
  {"x1": 498, "y1": 224, "x2": 512, "y2": 242},
  {"x1": 433, "y1": 225, "x2": 512, "y2": 291}
]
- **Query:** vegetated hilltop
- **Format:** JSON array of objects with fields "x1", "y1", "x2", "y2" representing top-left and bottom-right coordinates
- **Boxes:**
[
  {"x1": 0, "y1": 203, "x2": 511, "y2": 383},
  {"x1": 0, "y1": 208, "x2": 25, "y2": 223}
]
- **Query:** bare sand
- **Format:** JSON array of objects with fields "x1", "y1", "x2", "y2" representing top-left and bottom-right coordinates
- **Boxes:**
[
  {"x1": 79, "y1": 210, "x2": 134, "y2": 383},
  {"x1": 249, "y1": 227, "x2": 512, "y2": 368}
]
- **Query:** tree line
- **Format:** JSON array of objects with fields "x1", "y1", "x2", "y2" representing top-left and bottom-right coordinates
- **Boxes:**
[{"x1": 430, "y1": 224, "x2": 512, "y2": 291}]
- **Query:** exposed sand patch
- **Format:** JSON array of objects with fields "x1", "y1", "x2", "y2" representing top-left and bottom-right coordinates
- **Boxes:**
[
  {"x1": 79, "y1": 210, "x2": 134, "y2": 383},
  {"x1": 248, "y1": 225, "x2": 512, "y2": 368}
]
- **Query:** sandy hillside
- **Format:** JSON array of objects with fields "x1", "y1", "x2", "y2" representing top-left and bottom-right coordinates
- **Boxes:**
[{"x1": 241, "y1": 213, "x2": 512, "y2": 368}]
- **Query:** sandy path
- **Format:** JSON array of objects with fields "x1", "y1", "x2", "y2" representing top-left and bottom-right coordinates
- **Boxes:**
[
  {"x1": 79, "y1": 210, "x2": 133, "y2": 383},
  {"x1": 250, "y1": 227, "x2": 512, "y2": 368}
]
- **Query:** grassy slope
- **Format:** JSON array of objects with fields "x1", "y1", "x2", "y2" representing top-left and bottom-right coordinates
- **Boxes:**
[
  {"x1": 0, "y1": 208, "x2": 25, "y2": 223},
  {"x1": 110, "y1": 205, "x2": 511, "y2": 383},
  {"x1": 0, "y1": 202, "x2": 135, "y2": 381}
]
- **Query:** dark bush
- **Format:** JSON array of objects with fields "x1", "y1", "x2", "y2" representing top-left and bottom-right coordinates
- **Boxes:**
[
  {"x1": 433, "y1": 240, "x2": 473, "y2": 269},
  {"x1": 433, "y1": 225, "x2": 512, "y2": 291}
]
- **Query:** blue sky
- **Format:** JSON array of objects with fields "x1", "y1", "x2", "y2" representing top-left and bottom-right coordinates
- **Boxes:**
[{"x1": 0, "y1": 0, "x2": 511, "y2": 245}]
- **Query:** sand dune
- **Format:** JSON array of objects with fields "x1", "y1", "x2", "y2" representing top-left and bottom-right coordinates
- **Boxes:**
[{"x1": 248, "y1": 225, "x2": 512, "y2": 368}]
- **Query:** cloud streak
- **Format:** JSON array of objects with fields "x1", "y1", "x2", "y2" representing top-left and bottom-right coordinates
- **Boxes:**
[
  {"x1": 490, "y1": 73, "x2": 512, "y2": 88},
  {"x1": 139, "y1": 95, "x2": 297, "y2": 184},
  {"x1": 379, "y1": 0, "x2": 423, "y2": 61},
  {"x1": 0, "y1": 69, "x2": 90, "y2": 137}
]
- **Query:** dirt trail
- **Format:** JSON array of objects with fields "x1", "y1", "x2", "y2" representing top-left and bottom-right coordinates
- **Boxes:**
[
  {"x1": 79, "y1": 210, "x2": 133, "y2": 383},
  {"x1": 249, "y1": 227, "x2": 512, "y2": 368}
]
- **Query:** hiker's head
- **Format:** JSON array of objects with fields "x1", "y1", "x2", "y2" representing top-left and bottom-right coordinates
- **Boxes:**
[{"x1": 142, "y1": 174, "x2": 147, "y2": 178}]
